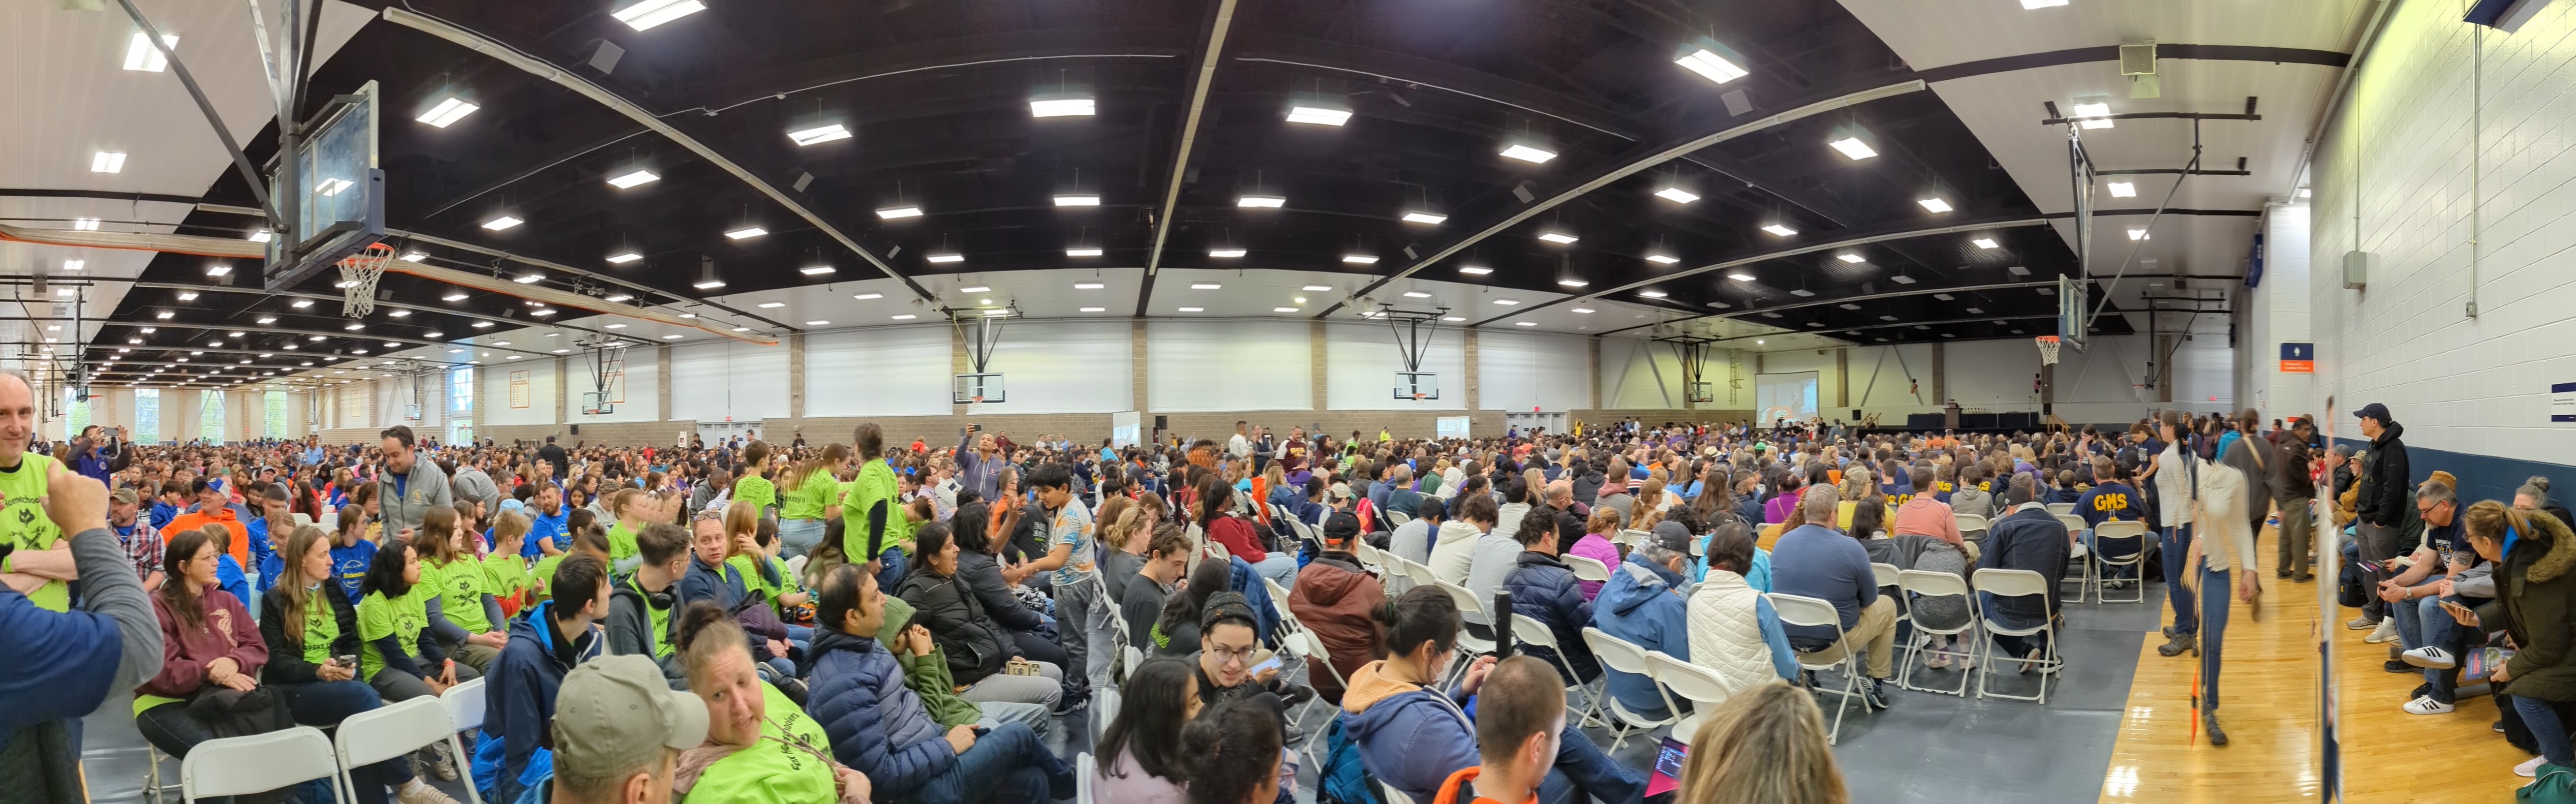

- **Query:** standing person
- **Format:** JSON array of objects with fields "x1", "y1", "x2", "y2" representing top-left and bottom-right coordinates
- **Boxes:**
[
  {"x1": 0, "y1": 432, "x2": 164, "y2": 803},
  {"x1": 2350, "y1": 403, "x2": 2413, "y2": 643},
  {"x1": 2149, "y1": 411, "x2": 2202, "y2": 658},
  {"x1": 842, "y1": 426, "x2": 911, "y2": 597},
  {"x1": 729, "y1": 442, "x2": 777, "y2": 523},
  {"x1": 481, "y1": 554, "x2": 609, "y2": 804},
  {"x1": 536, "y1": 436, "x2": 569, "y2": 485},
  {"x1": 1018, "y1": 462, "x2": 1108, "y2": 706},
  {"x1": 2448, "y1": 503, "x2": 2576, "y2": 778},
  {"x1": 377, "y1": 426, "x2": 454, "y2": 535},
  {"x1": 956, "y1": 429, "x2": 1006, "y2": 504},
  {"x1": 780, "y1": 443, "x2": 849, "y2": 563},
  {"x1": 2175, "y1": 415, "x2": 2261, "y2": 746},
  {"x1": 262, "y1": 525, "x2": 453, "y2": 804},
  {"x1": 2276, "y1": 424, "x2": 2319, "y2": 583}
]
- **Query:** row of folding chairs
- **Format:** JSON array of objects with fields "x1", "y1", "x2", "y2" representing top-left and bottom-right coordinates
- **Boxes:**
[{"x1": 150, "y1": 677, "x2": 488, "y2": 804}]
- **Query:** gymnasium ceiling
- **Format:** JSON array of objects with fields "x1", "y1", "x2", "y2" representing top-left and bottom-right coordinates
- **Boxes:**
[{"x1": 7, "y1": 0, "x2": 2377, "y2": 392}]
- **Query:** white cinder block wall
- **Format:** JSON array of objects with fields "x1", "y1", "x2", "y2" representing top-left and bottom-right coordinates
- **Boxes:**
[
  {"x1": 2310, "y1": 0, "x2": 2576, "y2": 468},
  {"x1": 2245, "y1": 203, "x2": 2315, "y2": 418}
]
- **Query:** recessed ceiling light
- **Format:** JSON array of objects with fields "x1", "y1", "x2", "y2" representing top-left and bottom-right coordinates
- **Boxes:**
[
  {"x1": 1401, "y1": 211, "x2": 1447, "y2": 225},
  {"x1": 692, "y1": 278, "x2": 726, "y2": 289},
  {"x1": 1029, "y1": 96, "x2": 1095, "y2": 117},
  {"x1": 805, "y1": 320, "x2": 830, "y2": 326},
  {"x1": 723, "y1": 226, "x2": 768, "y2": 240},
  {"x1": 1300, "y1": 285, "x2": 1333, "y2": 292},
  {"x1": 1572, "y1": 307, "x2": 1594, "y2": 314},
  {"x1": 1934, "y1": 294, "x2": 1955, "y2": 301},
  {"x1": 1537, "y1": 231, "x2": 1578, "y2": 244},
  {"x1": 1515, "y1": 321, "x2": 1538, "y2": 327},
  {"x1": 1790, "y1": 290, "x2": 1815, "y2": 297},
  {"x1": 343, "y1": 323, "x2": 363, "y2": 330},
  {"x1": 1675, "y1": 47, "x2": 1751, "y2": 84},
  {"x1": 1189, "y1": 283, "x2": 1222, "y2": 290},
  {"x1": 1499, "y1": 143, "x2": 1557, "y2": 163},
  {"x1": 757, "y1": 302, "x2": 786, "y2": 308},
  {"x1": 1492, "y1": 298, "x2": 1520, "y2": 305},
  {"x1": 1053, "y1": 194, "x2": 1101, "y2": 207},
  {"x1": 386, "y1": 310, "x2": 412, "y2": 318},
  {"x1": 1341, "y1": 255, "x2": 1379, "y2": 264},
  {"x1": 2080, "y1": 117, "x2": 2114, "y2": 130},
  {"x1": 246, "y1": 230, "x2": 272, "y2": 243},
  {"x1": 2107, "y1": 181, "x2": 2137, "y2": 198},
  {"x1": 514, "y1": 273, "x2": 544, "y2": 284},
  {"x1": 1285, "y1": 105, "x2": 1352, "y2": 126},
  {"x1": 1836, "y1": 253, "x2": 1866, "y2": 264},
  {"x1": 1653, "y1": 187, "x2": 1701, "y2": 204},
  {"x1": 1839, "y1": 303, "x2": 1862, "y2": 311},
  {"x1": 123, "y1": 32, "x2": 178, "y2": 72},
  {"x1": 384, "y1": 341, "x2": 402, "y2": 348},
  {"x1": 875, "y1": 205, "x2": 922, "y2": 219},
  {"x1": 1080, "y1": 307, "x2": 1106, "y2": 313},
  {"x1": 1966, "y1": 307, "x2": 1984, "y2": 314},
  {"x1": 2021, "y1": 0, "x2": 2069, "y2": 9},
  {"x1": 481, "y1": 215, "x2": 523, "y2": 231},
  {"x1": 599, "y1": 168, "x2": 662, "y2": 191},
  {"x1": 1638, "y1": 290, "x2": 1668, "y2": 298},
  {"x1": 612, "y1": 0, "x2": 708, "y2": 31},
  {"x1": 959, "y1": 286, "x2": 991, "y2": 293},
  {"x1": 927, "y1": 253, "x2": 964, "y2": 264},
  {"x1": 1176, "y1": 306, "x2": 1204, "y2": 313},
  {"x1": 1880, "y1": 315, "x2": 1899, "y2": 322},
  {"x1": 1458, "y1": 266, "x2": 1493, "y2": 275},
  {"x1": 852, "y1": 293, "x2": 883, "y2": 300},
  {"x1": 1209, "y1": 248, "x2": 1247, "y2": 258},
  {"x1": 1918, "y1": 198, "x2": 1953, "y2": 213},
  {"x1": 786, "y1": 122, "x2": 852, "y2": 146},
  {"x1": 2070, "y1": 101, "x2": 2112, "y2": 118},
  {"x1": 661, "y1": 334, "x2": 683, "y2": 339},
  {"x1": 204, "y1": 264, "x2": 231, "y2": 277},
  {"x1": 1065, "y1": 248, "x2": 1103, "y2": 257},
  {"x1": 1972, "y1": 238, "x2": 2000, "y2": 249},
  {"x1": 800, "y1": 264, "x2": 837, "y2": 275},
  {"x1": 606, "y1": 323, "x2": 627, "y2": 329},
  {"x1": 1556, "y1": 279, "x2": 1588, "y2": 288},
  {"x1": 256, "y1": 316, "x2": 277, "y2": 324},
  {"x1": 1236, "y1": 195, "x2": 1286, "y2": 208},
  {"x1": 1645, "y1": 253, "x2": 1679, "y2": 265},
  {"x1": 1443, "y1": 316, "x2": 1465, "y2": 322},
  {"x1": 2299, "y1": 188, "x2": 2313, "y2": 198},
  {"x1": 175, "y1": 291, "x2": 199, "y2": 301},
  {"x1": 91, "y1": 151, "x2": 127, "y2": 173},
  {"x1": 2127, "y1": 228, "x2": 2151, "y2": 240},
  {"x1": 1827, "y1": 137, "x2": 1877, "y2": 160},
  {"x1": 63, "y1": 260, "x2": 83, "y2": 271},
  {"x1": 1273, "y1": 306, "x2": 1300, "y2": 313},
  {"x1": 395, "y1": 251, "x2": 427, "y2": 263},
  {"x1": 604, "y1": 294, "x2": 633, "y2": 302},
  {"x1": 1403, "y1": 291, "x2": 1432, "y2": 298}
]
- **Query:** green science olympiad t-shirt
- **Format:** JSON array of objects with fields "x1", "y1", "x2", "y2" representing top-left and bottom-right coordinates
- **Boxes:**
[{"x1": 0, "y1": 453, "x2": 68, "y2": 611}]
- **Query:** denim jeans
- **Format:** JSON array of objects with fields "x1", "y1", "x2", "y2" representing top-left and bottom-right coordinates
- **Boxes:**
[
  {"x1": 1977, "y1": 591, "x2": 2054, "y2": 659},
  {"x1": 911, "y1": 721, "x2": 1070, "y2": 804},
  {"x1": 2161, "y1": 524, "x2": 2197, "y2": 634},
  {"x1": 1247, "y1": 553, "x2": 1299, "y2": 589},
  {"x1": 2519, "y1": 694, "x2": 2576, "y2": 766},
  {"x1": 778, "y1": 517, "x2": 826, "y2": 561},
  {"x1": 284, "y1": 681, "x2": 415, "y2": 804},
  {"x1": 1537, "y1": 722, "x2": 1646, "y2": 804},
  {"x1": 2199, "y1": 565, "x2": 2231, "y2": 713},
  {"x1": 2394, "y1": 590, "x2": 2479, "y2": 702}
]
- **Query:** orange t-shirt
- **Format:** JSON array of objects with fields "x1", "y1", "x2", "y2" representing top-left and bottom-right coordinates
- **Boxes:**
[{"x1": 1433, "y1": 767, "x2": 1537, "y2": 804}]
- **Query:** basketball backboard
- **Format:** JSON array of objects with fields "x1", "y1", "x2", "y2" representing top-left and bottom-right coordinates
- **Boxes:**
[
  {"x1": 582, "y1": 391, "x2": 614, "y2": 415},
  {"x1": 2058, "y1": 274, "x2": 2090, "y2": 351},
  {"x1": 1393, "y1": 371, "x2": 1439, "y2": 401},
  {"x1": 953, "y1": 373, "x2": 1005, "y2": 404},
  {"x1": 264, "y1": 80, "x2": 385, "y2": 292}
]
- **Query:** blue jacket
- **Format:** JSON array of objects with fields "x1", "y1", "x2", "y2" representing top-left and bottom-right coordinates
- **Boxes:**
[
  {"x1": 804, "y1": 629, "x2": 953, "y2": 795},
  {"x1": 1226, "y1": 555, "x2": 1281, "y2": 647},
  {"x1": 148, "y1": 502, "x2": 179, "y2": 532},
  {"x1": 1340, "y1": 670, "x2": 1479, "y2": 803},
  {"x1": 1592, "y1": 552, "x2": 1691, "y2": 719},
  {"x1": 1502, "y1": 551, "x2": 1598, "y2": 683},
  {"x1": 483, "y1": 601, "x2": 601, "y2": 804},
  {"x1": 215, "y1": 556, "x2": 251, "y2": 607},
  {"x1": 678, "y1": 555, "x2": 771, "y2": 613}
]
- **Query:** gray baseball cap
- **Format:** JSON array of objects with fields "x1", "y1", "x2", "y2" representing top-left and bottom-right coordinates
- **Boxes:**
[{"x1": 551, "y1": 655, "x2": 708, "y2": 775}]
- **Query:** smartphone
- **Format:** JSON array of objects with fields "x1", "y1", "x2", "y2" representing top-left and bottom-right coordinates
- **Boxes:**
[
  {"x1": 2442, "y1": 600, "x2": 2476, "y2": 620},
  {"x1": 333, "y1": 655, "x2": 357, "y2": 668},
  {"x1": 1249, "y1": 654, "x2": 1283, "y2": 676}
]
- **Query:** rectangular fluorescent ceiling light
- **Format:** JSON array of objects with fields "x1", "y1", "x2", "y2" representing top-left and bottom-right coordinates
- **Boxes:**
[
  {"x1": 246, "y1": 230, "x2": 272, "y2": 242},
  {"x1": 204, "y1": 264, "x2": 231, "y2": 277},
  {"x1": 442, "y1": 292, "x2": 470, "y2": 301},
  {"x1": 1499, "y1": 143, "x2": 1557, "y2": 163},
  {"x1": 1401, "y1": 211, "x2": 1447, "y2": 225},
  {"x1": 290, "y1": 299, "x2": 313, "y2": 308},
  {"x1": 2080, "y1": 118, "x2": 2114, "y2": 130},
  {"x1": 1759, "y1": 224, "x2": 1797, "y2": 237},
  {"x1": 1491, "y1": 298, "x2": 1520, "y2": 305},
  {"x1": 890, "y1": 314, "x2": 917, "y2": 320},
  {"x1": 692, "y1": 279, "x2": 726, "y2": 289},
  {"x1": 1029, "y1": 97, "x2": 1095, "y2": 117},
  {"x1": 1302, "y1": 285, "x2": 1333, "y2": 291},
  {"x1": 2107, "y1": 181, "x2": 2137, "y2": 198},
  {"x1": 1890, "y1": 275, "x2": 1918, "y2": 284},
  {"x1": 255, "y1": 316, "x2": 276, "y2": 324},
  {"x1": 787, "y1": 123, "x2": 852, "y2": 146},
  {"x1": 604, "y1": 294, "x2": 632, "y2": 302},
  {"x1": 2069, "y1": 102, "x2": 2111, "y2": 118},
  {"x1": 927, "y1": 253, "x2": 964, "y2": 264},
  {"x1": 1236, "y1": 195, "x2": 1285, "y2": 208},
  {"x1": 1080, "y1": 307, "x2": 1106, "y2": 313},
  {"x1": 124, "y1": 32, "x2": 178, "y2": 72},
  {"x1": 611, "y1": 0, "x2": 707, "y2": 31},
  {"x1": 800, "y1": 265, "x2": 836, "y2": 275},
  {"x1": 1073, "y1": 283, "x2": 1105, "y2": 290},
  {"x1": 175, "y1": 291, "x2": 198, "y2": 300},
  {"x1": 513, "y1": 273, "x2": 543, "y2": 284},
  {"x1": 1458, "y1": 266, "x2": 1493, "y2": 275},
  {"x1": 2127, "y1": 228, "x2": 2151, "y2": 240},
  {"x1": 1341, "y1": 254, "x2": 1378, "y2": 264},
  {"x1": 1402, "y1": 291, "x2": 1432, "y2": 298},
  {"x1": 1556, "y1": 279, "x2": 1588, "y2": 288},
  {"x1": 1443, "y1": 316, "x2": 1465, "y2": 322},
  {"x1": 875, "y1": 205, "x2": 922, "y2": 219},
  {"x1": 1537, "y1": 231, "x2": 1578, "y2": 244},
  {"x1": 757, "y1": 302, "x2": 786, "y2": 308},
  {"x1": 1054, "y1": 194, "x2": 1100, "y2": 206},
  {"x1": 481, "y1": 215, "x2": 522, "y2": 230},
  {"x1": 91, "y1": 151, "x2": 126, "y2": 173},
  {"x1": 73, "y1": 218, "x2": 100, "y2": 231},
  {"x1": 1827, "y1": 137, "x2": 1877, "y2": 160},
  {"x1": 1286, "y1": 106, "x2": 1352, "y2": 126},
  {"x1": 397, "y1": 251, "x2": 428, "y2": 263},
  {"x1": 2300, "y1": 188, "x2": 2313, "y2": 198},
  {"x1": 1972, "y1": 237, "x2": 1999, "y2": 249},
  {"x1": 1836, "y1": 253, "x2": 1866, "y2": 263},
  {"x1": 1572, "y1": 307, "x2": 1594, "y2": 314},
  {"x1": 606, "y1": 252, "x2": 643, "y2": 264},
  {"x1": 1189, "y1": 283, "x2": 1222, "y2": 290},
  {"x1": 607, "y1": 169, "x2": 659, "y2": 189},
  {"x1": 1638, "y1": 290, "x2": 1669, "y2": 298},
  {"x1": 1918, "y1": 198, "x2": 1952, "y2": 213},
  {"x1": 1273, "y1": 306, "x2": 1301, "y2": 313},
  {"x1": 723, "y1": 226, "x2": 768, "y2": 239},
  {"x1": 1645, "y1": 253, "x2": 1679, "y2": 265},
  {"x1": 1515, "y1": 322, "x2": 1538, "y2": 327},
  {"x1": 2021, "y1": 0, "x2": 2069, "y2": 7},
  {"x1": 1176, "y1": 307, "x2": 1204, "y2": 313},
  {"x1": 417, "y1": 97, "x2": 479, "y2": 128},
  {"x1": 805, "y1": 321, "x2": 830, "y2": 326},
  {"x1": 63, "y1": 260, "x2": 83, "y2": 271},
  {"x1": 1062, "y1": 247, "x2": 1103, "y2": 257},
  {"x1": 959, "y1": 286, "x2": 990, "y2": 293},
  {"x1": 1674, "y1": 48, "x2": 1751, "y2": 84},
  {"x1": 1654, "y1": 187, "x2": 1700, "y2": 204},
  {"x1": 1209, "y1": 248, "x2": 1247, "y2": 258},
  {"x1": 1728, "y1": 272, "x2": 1756, "y2": 281}
]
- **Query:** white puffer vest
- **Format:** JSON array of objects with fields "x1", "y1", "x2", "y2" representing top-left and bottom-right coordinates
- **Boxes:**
[{"x1": 1686, "y1": 570, "x2": 1778, "y2": 695}]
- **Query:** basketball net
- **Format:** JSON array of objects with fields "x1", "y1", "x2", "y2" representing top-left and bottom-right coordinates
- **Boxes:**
[
  {"x1": 2035, "y1": 335, "x2": 2062, "y2": 365},
  {"x1": 338, "y1": 243, "x2": 394, "y2": 317}
]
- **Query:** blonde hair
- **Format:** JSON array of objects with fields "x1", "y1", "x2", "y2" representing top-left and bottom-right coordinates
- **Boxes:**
[
  {"x1": 1676, "y1": 681, "x2": 1849, "y2": 804},
  {"x1": 491, "y1": 510, "x2": 532, "y2": 547},
  {"x1": 276, "y1": 525, "x2": 332, "y2": 647},
  {"x1": 720, "y1": 500, "x2": 760, "y2": 561}
]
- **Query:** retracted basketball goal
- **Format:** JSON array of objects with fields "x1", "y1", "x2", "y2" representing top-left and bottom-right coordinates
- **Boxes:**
[
  {"x1": 949, "y1": 305, "x2": 1016, "y2": 405},
  {"x1": 1373, "y1": 304, "x2": 1449, "y2": 401}
]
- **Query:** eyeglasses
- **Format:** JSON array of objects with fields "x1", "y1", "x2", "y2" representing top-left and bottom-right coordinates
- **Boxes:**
[{"x1": 1208, "y1": 643, "x2": 1258, "y2": 665}]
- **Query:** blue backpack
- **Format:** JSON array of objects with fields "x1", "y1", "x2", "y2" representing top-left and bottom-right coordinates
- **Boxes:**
[{"x1": 1315, "y1": 718, "x2": 1392, "y2": 804}]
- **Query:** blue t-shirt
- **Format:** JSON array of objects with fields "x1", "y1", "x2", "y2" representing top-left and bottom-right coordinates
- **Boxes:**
[
  {"x1": 329, "y1": 539, "x2": 378, "y2": 604},
  {"x1": 518, "y1": 507, "x2": 571, "y2": 560}
]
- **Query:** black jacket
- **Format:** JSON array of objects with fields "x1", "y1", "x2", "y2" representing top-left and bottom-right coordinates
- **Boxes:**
[
  {"x1": 893, "y1": 569, "x2": 1014, "y2": 685},
  {"x1": 258, "y1": 585, "x2": 360, "y2": 685},
  {"x1": 2357, "y1": 422, "x2": 2412, "y2": 528},
  {"x1": 605, "y1": 575, "x2": 688, "y2": 689},
  {"x1": 1977, "y1": 506, "x2": 2070, "y2": 623},
  {"x1": 952, "y1": 550, "x2": 1046, "y2": 633},
  {"x1": 1571, "y1": 471, "x2": 1605, "y2": 506}
]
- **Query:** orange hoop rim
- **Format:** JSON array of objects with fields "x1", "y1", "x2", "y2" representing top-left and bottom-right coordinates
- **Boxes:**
[{"x1": 2034, "y1": 335, "x2": 2061, "y2": 343}]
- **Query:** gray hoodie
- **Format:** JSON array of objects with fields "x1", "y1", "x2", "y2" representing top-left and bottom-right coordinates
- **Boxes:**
[{"x1": 377, "y1": 458, "x2": 454, "y2": 533}]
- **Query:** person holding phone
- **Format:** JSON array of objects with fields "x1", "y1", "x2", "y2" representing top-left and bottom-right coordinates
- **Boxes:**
[
  {"x1": 2449, "y1": 501, "x2": 2576, "y2": 778},
  {"x1": 1189, "y1": 593, "x2": 1311, "y2": 720},
  {"x1": 261, "y1": 525, "x2": 452, "y2": 804}
]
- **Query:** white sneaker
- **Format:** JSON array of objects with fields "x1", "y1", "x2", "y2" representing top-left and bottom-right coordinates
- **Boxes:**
[
  {"x1": 2518, "y1": 756, "x2": 2548, "y2": 778},
  {"x1": 2346, "y1": 616, "x2": 2379, "y2": 630},
  {"x1": 2364, "y1": 619, "x2": 2401, "y2": 644},
  {"x1": 2404, "y1": 695, "x2": 2456, "y2": 715},
  {"x1": 2402, "y1": 646, "x2": 2458, "y2": 669}
]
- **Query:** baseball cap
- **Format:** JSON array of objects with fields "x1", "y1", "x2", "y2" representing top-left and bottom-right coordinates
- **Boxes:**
[
  {"x1": 1322, "y1": 511, "x2": 1362, "y2": 544},
  {"x1": 110, "y1": 488, "x2": 140, "y2": 506},
  {"x1": 2355, "y1": 403, "x2": 2392, "y2": 422},
  {"x1": 1329, "y1": 482, "x2": 1354, "y2": 501},
  {"x1": 1649, "y1": 520, "x2": 1694, "y2": 554},
  {"x1": 552, "y1": 655, "x2": 708, "y2": 775}
]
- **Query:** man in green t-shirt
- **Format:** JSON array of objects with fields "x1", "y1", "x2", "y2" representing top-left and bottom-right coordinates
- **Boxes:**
[{"x1": 0, "y1": 373, "x2": 70, "y2": 612}]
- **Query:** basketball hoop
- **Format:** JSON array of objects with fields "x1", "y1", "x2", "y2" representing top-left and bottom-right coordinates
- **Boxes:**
[
  {"x1": 338, "y1": 243, "x2": 394, "y2": 317},
  {"x1": 2035, "y1": 334, "x2": 2062, "y2": 365}
]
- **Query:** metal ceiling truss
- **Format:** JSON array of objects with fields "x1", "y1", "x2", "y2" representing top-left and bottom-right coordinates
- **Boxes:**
[
  {"x1": 1134, "y1": 0, "x2": 1242, "y2": 317},
  {"x1": 1595, "y1": 279, "x2": 2063, "y2": 336}
]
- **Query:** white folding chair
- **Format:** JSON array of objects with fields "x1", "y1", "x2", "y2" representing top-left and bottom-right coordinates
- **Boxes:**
[
  {"x1": 292, "y1": 512, "x2": 316, "y2": 528},
  {"x1": 1562, "y1": 553, "x2": 1612, "y2": 586},
  {"x1": 1894, "y1": 569, "x2": 1977, "y2": 697},
  {"x1": 1380, "y1": 781, "x2": 1420, "y2": 804},
  {"x1": 2054, "y1": 513, "x2": 2094, "y2": 603},
  {"x1": 1092, "y1": 688, "x2": 1119, "y2": 743},
  {"x1": 1953, "y1": 513, "x2": 1989, "y2": 549},
  {"x1": 1077, "y1": 752, "x2": 1098, "y2": 804},
  {"x1": 1869, "y1": 562, "x2": 1901, "y2": 591},
  {"x1": 1645, "y1": 652, "x2": 1737, "y2": 740},
  {"x1": 1617, "y1": 529, "x2": 1652, "y2": 549},
  {"x1": 442, "y1": 676, "x2": 489, "y2": 749},
  {"x1": 785, "y1": 554, "x2": 810, "y2": 581},
  {"x1": 1352, "y1": 539, "x2": 1385, "y2": 575},
  {"x1": 1765, "y1": 592, "x2": 1866, "y2": 745},
  {"x1": 1279, "y1": 626, "x2": 1351, "y2": 768},
  {"x1": 1401, "y1": 558, "x2": 1442, "y2": 594},
  {"x1": 1512, "y1": 612, "x2": 1604, "y2": 727},
  {"x1": 1971, "y1": 568, "x2": 2061, "y2": 703},
  {"x1": 1386, "y1": 509, "x2": 1414, "y2": 528},
  {"x1": 2046, "y1": 502, "x2": 2077, "y2": 516},
  {"x1": 334, "y1": 697, "x2": 469, "y2": 804},
  {"x1": 179, "y1": 726, "x2": 342, "y2": 804},
  {"x1": 1432, "y1": 579, "x2": 1498, "y2": 671},
  {"x1": 1578, "y1": 627, "x2": 1677, "y2": 751},
  {"x1": 2091, "y1": 520, "x2": 2151, "y2": 604}
]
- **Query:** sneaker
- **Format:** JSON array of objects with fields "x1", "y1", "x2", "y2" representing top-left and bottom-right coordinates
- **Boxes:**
[
  {"x1": 2520, "y1": 756, "x2": 2549, "y2": 778},
  {"x1": 2384, "y1": 659, "x2": 2416, "y2": 674},
  {"x1": 1051, "y1": 696, "x2": 1090, "y2": 718},
  {"x1": 2498, "y1": 721, "x2": 2510, "y2": 733},
  {"x1": 2205, "y1": 713, "x2": 2228, "y2": 747},
  {"x1": 2364, "y1": 620, "x2": 2400, "y2": 644},
  {"x1": 2276, "y1": 569, "x2": 2292, "y2": 579},
  {"x1": 2410, "y1": 682, "x2": 2433, "y2": 700},
  {"x1": 2156, "y1": 633, "x2": 2198, "y2": 658},
  {"x1": 395, "y1": 781, "x2": 462, "y2": 804},
  {"x1": 2403, "y1": 696, "x2": 2456, "y2": 715},
  {"x1": 2346, "y1": 615, "x2": 2380, "y2": 631},
  {"x1": 2291, "y1": 572, "x2": 2315, "y2": 583},
  {"x1": 2403, "y1": 646, "x2": 2458, "y2": 669},
  {"x1": 1859, "y1": 676, "x2": 1893, "y2": 710}
]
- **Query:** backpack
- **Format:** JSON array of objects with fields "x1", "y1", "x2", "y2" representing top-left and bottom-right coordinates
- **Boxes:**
[
  {"x1": 2337, "y1": 559, "x2": 2369, "y2": 609},
  {"x1": 2520, "y1": 764, "x2": 2576, "y2": 803},
  {"x1": 1315, "y1": 718, "x2": 1395, "y2": 804}
]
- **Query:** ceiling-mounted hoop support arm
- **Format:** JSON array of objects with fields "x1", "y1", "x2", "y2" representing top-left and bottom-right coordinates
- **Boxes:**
[
  {"x1": 111, "y1": 0, "x2": 279, "y2": 223},
  {"x1": 582, "y1": 338, "x2": 630, "y2": 396},
  {"x1": 947, "y1": 308, "x2": 1016, "y2": 374},
  {"x1": 1654, "y1": 334, "x2": 1719, "y2": 403},
  {"x1": 1374, "y1": 306, "x2": 1449, "y2": 374}
]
